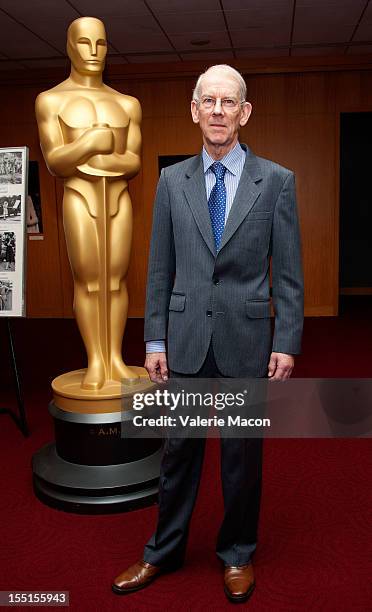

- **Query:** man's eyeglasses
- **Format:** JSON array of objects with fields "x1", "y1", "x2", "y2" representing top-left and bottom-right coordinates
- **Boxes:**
[{"x1": 198, "y1": 97, "x2": 244, "y2": 110}]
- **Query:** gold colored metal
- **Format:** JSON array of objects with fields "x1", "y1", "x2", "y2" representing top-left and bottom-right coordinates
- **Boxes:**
[
  {"x1": 36, "y1": 17, "x2": 148, "y2": 406},
  {"x1": 52, "y1": 368, "x2": 152, "y2": 413}
]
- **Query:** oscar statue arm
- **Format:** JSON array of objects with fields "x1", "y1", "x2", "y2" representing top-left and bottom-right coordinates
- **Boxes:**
[
  {"x1": 120, "y1": 96, "x2": 142, "y2": 178},
  {"x1": 90, "y1": 95, "x2": 142, "y2": 177},
  {"x1": 35, "y1": 91, "x2": 114, "y2": 178}
]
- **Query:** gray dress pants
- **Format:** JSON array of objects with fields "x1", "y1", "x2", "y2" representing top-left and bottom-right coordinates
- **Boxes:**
[{"x1": 143, "y1": 343, "x2": 263, "y2": 568}]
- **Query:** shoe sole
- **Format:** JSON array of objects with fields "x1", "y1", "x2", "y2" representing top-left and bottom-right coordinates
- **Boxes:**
[{"x1": 224, "y1": 582, "x2": 255, "y2": 603}]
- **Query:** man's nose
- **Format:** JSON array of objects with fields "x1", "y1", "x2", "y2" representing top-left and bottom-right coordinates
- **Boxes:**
[{"x1": 213, "y1": 98, "x2": 223, "y2": 114}]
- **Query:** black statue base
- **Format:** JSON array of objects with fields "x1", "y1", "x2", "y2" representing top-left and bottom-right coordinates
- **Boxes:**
[{"x1": 32, "y1": 402, "x2": 162, "y2": 514}]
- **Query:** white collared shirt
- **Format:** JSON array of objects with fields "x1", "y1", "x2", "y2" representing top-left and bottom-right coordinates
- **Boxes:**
[{"x1": 202, "y1": 141, "x2": 246, "y2": 222}]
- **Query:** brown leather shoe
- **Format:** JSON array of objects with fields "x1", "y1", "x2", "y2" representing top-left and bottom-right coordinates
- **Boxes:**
[
  {"x1": 112, "y1": 560, "x2": 162, "y2": 595},
  {"x1": 224, "y1": 562, "x2": 255, "y2": 603}
]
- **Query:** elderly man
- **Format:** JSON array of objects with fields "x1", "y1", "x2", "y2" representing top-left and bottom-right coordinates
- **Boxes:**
[{"x1": 112, "y1": 64, "x2": 304, "y2": 603}]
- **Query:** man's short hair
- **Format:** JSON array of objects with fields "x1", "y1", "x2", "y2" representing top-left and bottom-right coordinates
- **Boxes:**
[{"x1": 192, "y1": 65, "x2": 247, "y2": 103}]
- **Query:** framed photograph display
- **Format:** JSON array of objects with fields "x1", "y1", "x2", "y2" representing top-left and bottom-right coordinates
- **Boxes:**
[{"x1": 0, "y1": 147, "x2": 28, "y2": 317}]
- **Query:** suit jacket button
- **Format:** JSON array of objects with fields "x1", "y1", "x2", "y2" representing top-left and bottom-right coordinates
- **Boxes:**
[
  {"x1": 206, "y1": 310, "x2": 212, "y2": 317},
  {"x1": 213, "y1": 277, "x2": 220, "y2": 285}
]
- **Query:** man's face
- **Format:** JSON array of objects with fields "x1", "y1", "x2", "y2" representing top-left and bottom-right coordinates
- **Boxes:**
[
  {"x1": 67, "y1": 18, "x2": 107, "y2": 75},
  {"x1": 191, "y1": 71, "x2": 251, "y2": 151}
]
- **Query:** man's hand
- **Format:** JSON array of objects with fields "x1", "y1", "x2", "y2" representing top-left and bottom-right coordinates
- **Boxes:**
[
  {"x1": 267, "y1": 352, "x2": 294, "y2": 380},
  {"x1": 145, "y1": 352, "x2": 168, "y2": 383}
]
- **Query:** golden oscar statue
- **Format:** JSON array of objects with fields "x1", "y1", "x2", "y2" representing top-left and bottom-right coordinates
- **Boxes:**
[
  {"x1": 32, "y1": 16, "x2": 160, "y2": 514},
  {"x1": 36, "y1": 16, "x2": 150, "y2": 412}
]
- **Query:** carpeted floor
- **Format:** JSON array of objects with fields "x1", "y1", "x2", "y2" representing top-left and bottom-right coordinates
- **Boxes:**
[{"x1": 0, "y1": 297, "x2": 371, "y2": 611}]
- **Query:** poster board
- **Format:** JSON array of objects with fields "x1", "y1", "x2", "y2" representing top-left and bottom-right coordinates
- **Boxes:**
[{"x1": 0, "y1": 146, "x2": 28, "y2": 317}]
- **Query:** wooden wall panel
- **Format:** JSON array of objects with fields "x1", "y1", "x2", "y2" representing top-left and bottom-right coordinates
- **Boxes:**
[
  {"x1": 1, "y1": 60, "x2": 372, "y2": 318},
  {"x1": 26, "y1": 150, "x2": 63, "y2": 317},
  {"x1": 240, "y1": 111, "x2": 337, "y2": 316}
]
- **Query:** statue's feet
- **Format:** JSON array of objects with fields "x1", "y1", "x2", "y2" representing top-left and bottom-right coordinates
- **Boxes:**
[
  {"x1": 112, "y1": 357, "x2": 140, "y2": 385},
  {"x1": 81, "y1": 359, "x2": 106, "y2": 391}
]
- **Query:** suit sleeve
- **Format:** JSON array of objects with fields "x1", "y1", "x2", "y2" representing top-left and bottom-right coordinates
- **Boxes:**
[
  {"x1": 144, "y1": 169, "x2": 175, "y2": 343},
  {"x1": 271, "y1": 171, "x2": 304, "y2": 355}
]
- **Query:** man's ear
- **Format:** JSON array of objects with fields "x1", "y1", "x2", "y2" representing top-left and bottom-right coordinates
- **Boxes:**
[
  {"x1": 191, "y1": 100, "x2": 199, "y2": 124},
  {"x1": 240, "y1": 102, "x2": 252, "y2": 127}
]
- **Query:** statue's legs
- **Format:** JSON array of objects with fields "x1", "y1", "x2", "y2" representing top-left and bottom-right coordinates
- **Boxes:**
[
  {"x1": 109, "y1": 185, "x2": 139, "y2": 382},
  {"x1": 63, "y1": 178, "x2": 140, "y2": 390},
  {"x1": 63, "y1": 186, "x2": 106, "y2": 390}
]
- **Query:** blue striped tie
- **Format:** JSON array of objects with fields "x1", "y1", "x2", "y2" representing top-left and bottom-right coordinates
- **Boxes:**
[{"x1": 208, "y1": 161, "x2": 227, "y2": 251}]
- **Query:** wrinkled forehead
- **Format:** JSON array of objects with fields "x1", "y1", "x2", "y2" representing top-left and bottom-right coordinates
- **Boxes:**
[
  {"x1": 199, "y1": 72, "x2": 241, "y2": 98},
  {"x1": 67, "y1": 18, "x2": 106, "y2": 44}
]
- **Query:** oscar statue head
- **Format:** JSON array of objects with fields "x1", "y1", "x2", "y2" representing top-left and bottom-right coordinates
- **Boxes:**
[{"x1": 67, "y1": 17, "x2": 107, "y2": 75}]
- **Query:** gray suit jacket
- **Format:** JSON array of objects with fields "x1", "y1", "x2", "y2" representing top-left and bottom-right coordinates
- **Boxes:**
[{"x1": 144, "y1": 144, "x2": 304, "y2": 377}]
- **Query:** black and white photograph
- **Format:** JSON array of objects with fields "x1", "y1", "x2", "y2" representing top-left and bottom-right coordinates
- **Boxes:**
[
  {"x1": 0, "y1": 151, "x2": 23, "y2": 184},
  {"x1": 0, "y1": 195, "x2": 22, "y2": 222},
  {"x1": 28, "y1": 161, "x2": 43, "y2": 233},
  {"x1": 0, "y1": 279, "x2": 12, "y2": 311},
  {"x1": 0, "y1": 146, "x2": 27, "y2": 317},
  {"x1": 0, "y1": 232, "x2": 15, "y2": 272}
]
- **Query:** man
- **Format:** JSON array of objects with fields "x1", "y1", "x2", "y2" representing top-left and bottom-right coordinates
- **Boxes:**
[{"x1": 112, "y1": 64, "x2": 304, "y2": 603}]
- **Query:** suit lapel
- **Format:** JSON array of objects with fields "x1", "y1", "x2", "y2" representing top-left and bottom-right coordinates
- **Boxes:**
[
  {"x1": 183, "y1": 155, "x2": 216, "y2": 256},
  {"x1": 182, "y1": 145, "x2": 263, "y2": 256},
  {"x1": 219, "y1": 146, "x2": 263, "y2": 251}
]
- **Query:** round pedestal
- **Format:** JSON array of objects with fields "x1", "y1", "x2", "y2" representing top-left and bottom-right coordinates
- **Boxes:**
[
  {"x1": 32, "y1": 402, "x2": 162, "y2": 514},
  {"x1": 51, "y1": 366, "x2": 153, "y2": 413}
]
